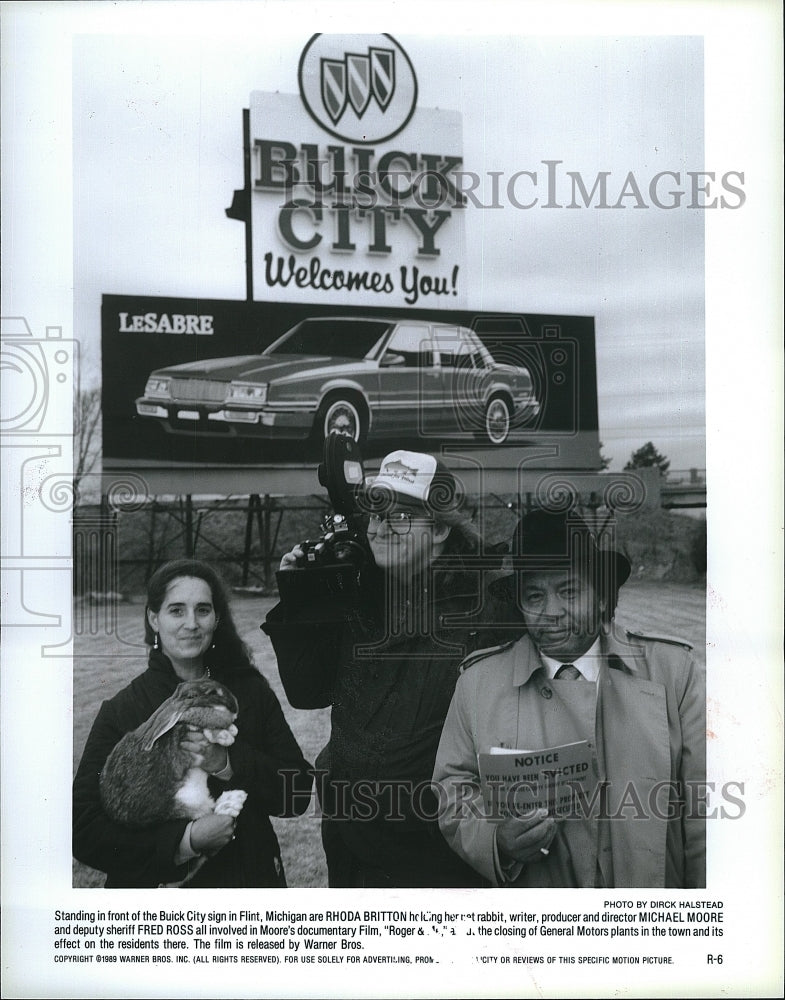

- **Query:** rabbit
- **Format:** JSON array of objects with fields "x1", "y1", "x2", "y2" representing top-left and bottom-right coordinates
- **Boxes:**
[{"x1": 99, "y1": 678, "x2": 248, "y2": 831}]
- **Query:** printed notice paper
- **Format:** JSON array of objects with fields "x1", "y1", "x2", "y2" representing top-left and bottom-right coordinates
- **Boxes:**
[{"x1": 479, "y1": 742, "x2": 593, "y2": 819}]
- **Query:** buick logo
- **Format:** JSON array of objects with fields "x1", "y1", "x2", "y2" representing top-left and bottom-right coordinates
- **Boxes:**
[{"x1": 298, "y1": 34, "x2": 418, "y2": 144}]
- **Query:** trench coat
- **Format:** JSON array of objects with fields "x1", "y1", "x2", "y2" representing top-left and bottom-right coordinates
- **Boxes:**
[{"x1": 432, "y1": 624, "x2": 706, "y2": 888}]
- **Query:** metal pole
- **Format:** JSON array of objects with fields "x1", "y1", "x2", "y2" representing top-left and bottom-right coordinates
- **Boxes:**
[
  {"x1": 261, "y1": 494, "x2": 272, "y2": 591},
  {"x1": 243, "y1": 108, "x2": 253, "y2": 302},
  {"x1": 184, "y1": 495, "x2": 194, "y2": 558},
  {"x1": 242, "y1": 495, "x2": 256, "y2": 586},
  {"x1": 146, "y1": 502, "x2": 158, "y2": 582}
]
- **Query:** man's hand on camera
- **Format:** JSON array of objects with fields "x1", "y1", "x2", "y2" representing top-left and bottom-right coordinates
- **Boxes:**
[{"x1": 279, "y1": 545, "x2": 304, "y2": 571}]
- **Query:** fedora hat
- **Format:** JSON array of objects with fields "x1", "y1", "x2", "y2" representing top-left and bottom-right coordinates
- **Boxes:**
[{"x1": 490, "y1": 508, "x2": 631, "y2": 598}]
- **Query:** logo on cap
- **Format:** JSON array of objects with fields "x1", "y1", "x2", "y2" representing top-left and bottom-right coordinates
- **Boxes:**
[{"x1": 381, "y1": 458, "x2": 418, "y2": 484}]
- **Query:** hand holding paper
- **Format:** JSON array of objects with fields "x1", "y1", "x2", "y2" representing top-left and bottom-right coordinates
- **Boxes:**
[{"x1": 496, "y1": 808, "x2": 557, "y2": 866}]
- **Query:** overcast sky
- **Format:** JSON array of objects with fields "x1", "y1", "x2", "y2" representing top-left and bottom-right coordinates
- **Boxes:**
[
  {"x1": 2, "y1": 7, "x2": 783, "y2": 994},
  {"x1": 66, "y1": 28, "x2": 707, "y2": 471}
]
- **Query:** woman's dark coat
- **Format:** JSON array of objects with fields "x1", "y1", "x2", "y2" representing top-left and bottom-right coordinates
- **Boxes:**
[{"x1": 73, "y1": 649, "x2": 313, "y2": 888}]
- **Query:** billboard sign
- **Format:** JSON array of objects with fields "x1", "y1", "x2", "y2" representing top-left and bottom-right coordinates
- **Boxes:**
[
  {"x1": 249, "y1": 34, "x2": 466, "y2": 308},
  {"x1": 101, "y1": 293, "x2": 601, "y2": 489},
  {"x1": 99, "y1": 33, "x2": 605, "y2": 491}
]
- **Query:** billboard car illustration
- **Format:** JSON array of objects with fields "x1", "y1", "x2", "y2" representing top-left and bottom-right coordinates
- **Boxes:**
[{"x1": 135, "y1": 316, "x2": 540, "y2": 447}]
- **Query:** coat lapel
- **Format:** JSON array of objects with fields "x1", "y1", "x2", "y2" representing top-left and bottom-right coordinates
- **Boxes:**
[{"x1": 600, "y1": 634, "x2": 670, "y2": 887}]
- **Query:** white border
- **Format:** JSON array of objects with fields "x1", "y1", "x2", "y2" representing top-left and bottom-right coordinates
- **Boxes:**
[{"x1": 2, "y1": 2, "x2": 782, "y2": 998}]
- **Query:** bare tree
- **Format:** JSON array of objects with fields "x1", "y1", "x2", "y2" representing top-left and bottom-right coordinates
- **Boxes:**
[{"x1": 74, "y1": 386, "x2": 102, "y2": 499}]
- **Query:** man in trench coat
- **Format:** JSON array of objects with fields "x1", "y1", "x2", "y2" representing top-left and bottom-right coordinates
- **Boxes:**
[{"x1": 432, "y1": 508, "x2": 706, "y2": 888}]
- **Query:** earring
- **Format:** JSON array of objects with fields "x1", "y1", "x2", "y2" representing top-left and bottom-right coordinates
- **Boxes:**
[{"x1": 153, "y1": 632, "x2": 159, "y2": 650}]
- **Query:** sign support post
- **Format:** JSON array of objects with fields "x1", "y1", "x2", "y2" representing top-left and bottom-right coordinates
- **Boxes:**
[{"x1": 225, "y1": 108, "x2": 254, "y2": 301}]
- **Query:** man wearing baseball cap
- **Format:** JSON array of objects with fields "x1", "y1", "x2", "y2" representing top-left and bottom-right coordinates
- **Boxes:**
[
  {"x1": 264, "y1": 448, "x2": 513, "y2": 888},
  {"x1": 362, "y1": 450, "x2": 476, "y2": 583},
  {"x1": 433, "y1": 507, "x2": 706, "y2": 888}
]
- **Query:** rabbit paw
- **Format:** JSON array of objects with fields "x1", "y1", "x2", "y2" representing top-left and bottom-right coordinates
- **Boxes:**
[
  {"x1": 214, "y1": 789, "x2": 248, "y2": 817},
  {"x1": 203, "y1": 723, "x2": 238, "y2": 747}
]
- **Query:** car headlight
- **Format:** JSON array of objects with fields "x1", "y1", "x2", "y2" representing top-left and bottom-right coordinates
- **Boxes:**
[
  {"x1": 144, "y1": 376, "x2": 171, "y2": 399},
  {"x1": 226, "y1": 381, "x2": 268, "y2": 404}
]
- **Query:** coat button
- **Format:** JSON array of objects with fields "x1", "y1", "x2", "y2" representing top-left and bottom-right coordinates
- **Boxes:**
[{"x1": 540, "y1": 686, "x2": 553, "y2": 699}]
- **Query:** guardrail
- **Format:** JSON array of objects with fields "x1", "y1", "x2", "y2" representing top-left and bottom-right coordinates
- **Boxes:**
[{"x1": 661, "y1": 469, "x2": 706, "y2": 508}]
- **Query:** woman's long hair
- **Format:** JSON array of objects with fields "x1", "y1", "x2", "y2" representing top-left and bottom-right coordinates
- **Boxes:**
[{"x1": 143, "y1": 559, "x2": 253, "y2": 671}]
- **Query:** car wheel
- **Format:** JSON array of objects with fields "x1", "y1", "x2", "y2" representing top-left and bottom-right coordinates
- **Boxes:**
[
  {"x1": 485, "y1": 395, "x2": 511, "y2": 445},
  {"x1": 318, "y1": 396, "x2": 367, "y2": 446}
]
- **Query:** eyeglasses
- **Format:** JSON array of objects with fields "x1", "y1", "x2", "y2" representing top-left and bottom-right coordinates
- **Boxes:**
[{"x1": 368, "y1": 511, "x2": 433, "y2": 536}]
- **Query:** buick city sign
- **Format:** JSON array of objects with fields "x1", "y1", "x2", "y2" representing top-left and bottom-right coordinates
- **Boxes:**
[{"x1": 298, "y1": 34, "x2": 418, "y2": 144}]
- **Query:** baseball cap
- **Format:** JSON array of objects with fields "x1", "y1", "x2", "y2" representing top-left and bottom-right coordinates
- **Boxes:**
[{"x1": 365, "y1": 450, "x2": 465, "y2": 520}]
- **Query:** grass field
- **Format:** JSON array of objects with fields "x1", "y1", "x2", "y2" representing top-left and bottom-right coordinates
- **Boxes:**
[{"x1": 72, "y1": 579, "x2": 705, "y2": 889}]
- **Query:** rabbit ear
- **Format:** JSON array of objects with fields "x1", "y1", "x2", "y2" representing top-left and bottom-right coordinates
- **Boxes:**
[{"x1": 139, "y1": 700, "x2": 188, "y2": 751}]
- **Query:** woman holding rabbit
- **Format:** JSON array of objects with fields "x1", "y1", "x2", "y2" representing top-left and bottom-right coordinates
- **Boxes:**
[{"x1": 73, "y1": 559, "x2": 313, "y2": 888}]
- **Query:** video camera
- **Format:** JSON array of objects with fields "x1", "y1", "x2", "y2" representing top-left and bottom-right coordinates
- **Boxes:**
[
  {"x1": 275, "y1": 433, "x2": 371, "y2": 614},
  {"x1": 294, "y1": 432, "x2": 370, "y2": 572}
]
